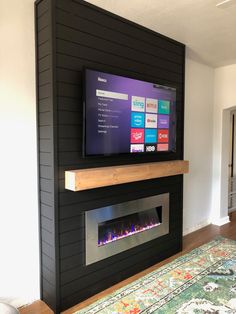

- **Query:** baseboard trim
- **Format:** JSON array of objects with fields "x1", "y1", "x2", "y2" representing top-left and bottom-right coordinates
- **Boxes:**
[
  {"x1": 183, "y1": 219, "x2": 211, "y2": 236},
  {"x1": 183, "y1": 215, "x2": 231, "y2": 235},
  {"x1": 212, "y1": 215, "x2": 230, "y2": 226}
]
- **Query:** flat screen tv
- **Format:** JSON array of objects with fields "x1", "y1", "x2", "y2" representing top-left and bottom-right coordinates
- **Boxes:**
[{"x1": 83, "y1": 68, "x2": 177, "y2": 156}]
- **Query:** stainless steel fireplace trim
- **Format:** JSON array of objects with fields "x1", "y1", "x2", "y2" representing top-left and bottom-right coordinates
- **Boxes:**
[{"x1": 85, "y1": 193, "x2": 169, "y2": 265}]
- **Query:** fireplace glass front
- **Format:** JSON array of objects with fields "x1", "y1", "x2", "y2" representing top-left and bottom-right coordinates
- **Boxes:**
[
  {"x1": 85, "y1": 193, "x2": 169, "y2": 265},
  {"x1": 98, "y1": 207, "x2": 162, "y2": 246}
]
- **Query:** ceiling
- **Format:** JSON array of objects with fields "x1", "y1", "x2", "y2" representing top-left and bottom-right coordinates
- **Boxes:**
[{"x1": 85, "y1": 0, "x2": 236, "y2": 68}]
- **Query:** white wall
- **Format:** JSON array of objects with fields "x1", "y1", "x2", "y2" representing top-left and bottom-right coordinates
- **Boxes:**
[
  {"x1": 212, "y1": 64, "x2": 236, "y2": 224},
  {"x1": 0, "y1": 0, "x2": 39, "y2": 307},
  {"x1": 183, "y1": 56, "x2": 214, "y2": 235},
  {"x1": 183, "y1": 60, "x2": 236, "y2": 233}
]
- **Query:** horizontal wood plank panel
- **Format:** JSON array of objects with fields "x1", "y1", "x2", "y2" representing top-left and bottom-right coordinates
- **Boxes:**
[
  {"x1": 39, "y1": 83, "x2": 51, "y2": 99},
  {"x1": 57, "y1": 96, "x2": 82, "y2": 112},
  {"x1": 37, "y1": 0, "x2": 49, "y2": 18},
  {"x1": 60, "y1": 229, "x2": 85, "y2": 247},
  {"x1": 58, "y1": 110, "x2": 81, "y2": 125},
  {"x1": 58, "y1": 125, "x2": 80, "y2": 139},
  {"x1": 56, "y1": 9, "x2": 183, "y2": 65},
  {"x1": 57, "y1": 82, "x2": 81, "y2": 99},
  {"x1": 58, "y1": 153, "x2": 183, "y2": 168},
  {"x1": 42, "y1": 278, "x2": 55, "y2": 296},
  {"x1": 59, "y1": 139, "x2": 81, "y2": 152},
  {"x1": 38, "y1": 26, "x2": 50, "y2": 45},
  {"x1": 40, "y1": 178, "x2": 54, "y2": 193},
  {"x1": 59, "y1": 216, "x2": 83, "y2": 233},
  {"x1": 39, "y1": 68, "x2": 51, "y2": 85},
  {"x1": 39, "y1": 112, "x2": 52, "y2": 125},
  {"x1": 41, "y1": 204, "x2": 54, "y2": 220},
  {"x1": 42, "y1": 252, "x2": 55, "y2": 272},
  {"x1": 38, "y1": 41, "x2": 51, "y2": 60},
  {"x1": 60, "y1": 174, "x2": 182, "y2": 203},
  {"x1": 40, "y1": 165, "x2": 53, "y2": 180},
  {"x1": 60, "y1": 253, "x2": 84, "y2": 273},
  {"x1": 39, "y1": 139, "x2": 53, "y2": 152},
  {"x1": 56, "y1": 39, "x2": 182, "y2": 84},
  {"x1": 38, "y1": 10, "x2": 50, "y2": 31},
  {"x1": 42, "y1": 266, "x2": 56, "y2": 289},
  {"x1": 56, "y1": 53, "x2": 182, "y2": 87},
  {"x1": 60, "y1": 241, "x2": 83, "y2": 260},
  {"x1": 56, "y1": 0, "x2": 184, "y2": 55},
  {"x1": 40, "y1": 152, "x2": 53, "y2": 166},
  {"x1": 39, "y1": 126, "x2": 53, "y2": 139},
  {"x1": 42, "y1": 240, "x2": 55, "y2": 261},
  {"x1": 41, "y1": 215, "x2": 54, "y2": 233},
  {"x1": 39, "y1": 55, "x2": 50, "y2": 72},
  {"x1": 39, "y1": 98, "x2": 52, "y2": 113},
  {"x1": 36, "y1": 0, "x2": 58, "y2": 311},
  {"x1": 60, "y1": 175, "x2": 182, "y2": 207},
  {"x1": 56, "y1": 24, "x2": 182, "y2": 74}
]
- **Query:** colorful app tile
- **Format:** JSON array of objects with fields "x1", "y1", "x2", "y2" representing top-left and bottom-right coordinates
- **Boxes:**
[
  {"x1": 130, "y1": 144, "x2": 144, "y2": 153},
  {"x1": 145, "y1": 129, "x2": 157, "y2": 143},
  {"x1": 146, "y1": 98, "x2": 158, "y2": 113},
  {"x1": 145, "y1": 113, "x2": 157, "y2": 128},
  {"x1": 158, "y1": 114, "x2": 169, "y2": 129},
  {"x1": 131, "y1": 96, "x2": 145, "y2": 112},
  {"x1": 158, "y1": 129, "x2": 169, "y2": 143},
  {"x1": 145, "y1": 144, "x2": 156, "y2": 153},
  {"x1": 157, "y1": 143, "x2": 169, "y2": 151},
  {"x1": 131, "y1": 112, "x2": 145, "y2": 128},
  {"x1": 158, "y1": 100, "x2": 170, "y2": 114},
  {"x1": 130, "y1": 128, "x2": 144, "y2": 143}
]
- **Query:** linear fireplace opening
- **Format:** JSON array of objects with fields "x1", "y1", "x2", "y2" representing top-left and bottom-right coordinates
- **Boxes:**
[
  {"x1": 98, "y1": 206, "x2": 162, "y2": 246},
  {"x1": 86, "y1": 193, "x2": 169, "y2": 265}
]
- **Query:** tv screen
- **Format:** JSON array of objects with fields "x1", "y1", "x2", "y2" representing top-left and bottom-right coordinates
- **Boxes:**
[{"x1": 83, "y1": 68, "x2": 176, "y2": 156}]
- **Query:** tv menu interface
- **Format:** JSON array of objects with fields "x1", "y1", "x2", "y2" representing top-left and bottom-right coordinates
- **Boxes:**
[{"x1": 85, "y1": 69, "x2": 176, "y2": 156}]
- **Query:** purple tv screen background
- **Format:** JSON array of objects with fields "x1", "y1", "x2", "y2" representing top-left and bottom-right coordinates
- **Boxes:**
[{"x1": 84, "y1": 69, "x2": 176, "y2": 156}]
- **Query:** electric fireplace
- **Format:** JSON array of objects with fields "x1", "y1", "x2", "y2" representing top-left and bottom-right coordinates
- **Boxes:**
[{"x1": 85, "y1": 193, "x2": 169, "y2": 265}]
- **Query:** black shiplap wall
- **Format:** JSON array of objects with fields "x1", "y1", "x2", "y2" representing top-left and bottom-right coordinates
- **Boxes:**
[
  {"x1": 35, "y1": 0, "x2": 185, "y2": 312},
  {"x1": 36, "y1": 0, "x2": 60, "y2": 311}
]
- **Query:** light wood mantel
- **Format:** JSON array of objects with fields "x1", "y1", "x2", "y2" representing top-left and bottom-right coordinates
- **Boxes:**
[{"x1": 65, "y1": 160, "x2": 189, "y2": 192}]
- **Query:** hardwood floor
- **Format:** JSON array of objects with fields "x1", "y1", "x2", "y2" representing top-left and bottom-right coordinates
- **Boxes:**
[
  {"x1": 19, "y1": 300, "x2": 53, "y2": 314},
  {"x1": 19, "y1": 212, "x2": 236, "y2": 314}
]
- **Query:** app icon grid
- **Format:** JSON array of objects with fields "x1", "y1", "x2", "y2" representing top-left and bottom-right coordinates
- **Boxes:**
[{"x1": 130, "y1": 97, "x2": 170, "y2": 152}]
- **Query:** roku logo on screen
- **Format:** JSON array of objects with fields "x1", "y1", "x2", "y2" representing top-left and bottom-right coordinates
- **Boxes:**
[{"x1": 97, "y1": 77, "x2": 107, "y2": 83}]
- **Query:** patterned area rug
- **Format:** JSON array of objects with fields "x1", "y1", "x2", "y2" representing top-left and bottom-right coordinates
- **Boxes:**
[{"x1": 75, "y1": 237, "x2": 236, "y2": 313}]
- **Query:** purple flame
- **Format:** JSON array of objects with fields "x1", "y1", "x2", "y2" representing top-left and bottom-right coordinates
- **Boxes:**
[{"x1": 98, "y1": 221, "x2": 160, "y2": 247}]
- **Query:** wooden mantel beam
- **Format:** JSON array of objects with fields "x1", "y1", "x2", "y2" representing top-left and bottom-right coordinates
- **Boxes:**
[{"x1": 65, "y1": 160, "x2": 189, "y2": 192}]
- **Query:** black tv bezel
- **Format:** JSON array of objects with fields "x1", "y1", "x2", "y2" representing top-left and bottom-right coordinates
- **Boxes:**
[{"x1": 82, "y1": 67, "x2": 177, "y2": 158}]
